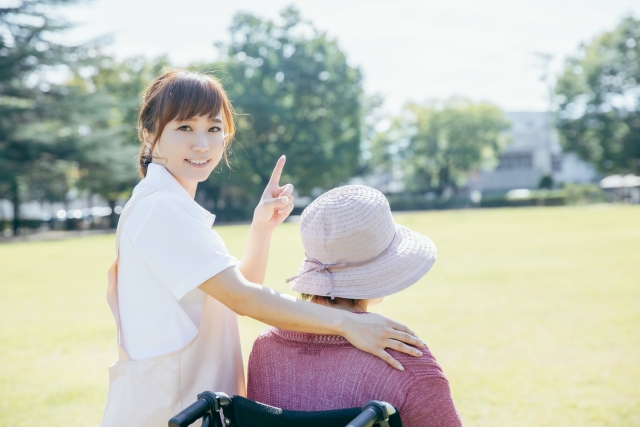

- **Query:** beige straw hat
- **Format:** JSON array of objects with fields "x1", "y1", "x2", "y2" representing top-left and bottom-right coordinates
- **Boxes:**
[{"x1": 287, "y1": 185, "x2": 437, "y2": 299}]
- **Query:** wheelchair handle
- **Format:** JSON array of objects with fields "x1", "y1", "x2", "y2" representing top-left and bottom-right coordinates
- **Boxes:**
[
  {"x1": 168, "y1": 392, "x2": 232, "y2": 427},
  {"x1": 346, "y1": 401, "x2": 395, "y2": 427},
  {"x1": 168, "y1": 399, "x2": 211, "y2": 427}
]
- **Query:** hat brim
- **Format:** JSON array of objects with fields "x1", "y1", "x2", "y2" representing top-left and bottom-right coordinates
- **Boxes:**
[{"x1": 289, "y1": 224, "x2": 437, "y2": 299}]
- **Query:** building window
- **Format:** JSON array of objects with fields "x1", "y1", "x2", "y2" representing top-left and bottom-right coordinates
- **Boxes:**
[
  {"x1": 497, "y1": 153, "x2": 532, "y2": 170},
  {"x1": 552, "y1": 155, "x2": 563, "y2": 172}
]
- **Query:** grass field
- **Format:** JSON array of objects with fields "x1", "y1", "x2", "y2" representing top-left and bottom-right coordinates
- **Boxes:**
[{"x1": 1, "y1": 205, "x2": 639, "y2": 426}]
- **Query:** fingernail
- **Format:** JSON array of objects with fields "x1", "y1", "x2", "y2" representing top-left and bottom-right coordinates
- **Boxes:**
[
  {"x1": 420, "y1": 341, "x2": 427, "y2": 347},
  {"x1": 415, "y1": 350, "x2": 423, "y2": 357},
  {"x1": 280, "y1": 196, "x2": 288, "y2": 203},
  {"x1": 278, "y1": 210, "x2": 283, "y2": 214},
  {"x1": 397, "y1": 364, "x2": 404, "y2": 371}
]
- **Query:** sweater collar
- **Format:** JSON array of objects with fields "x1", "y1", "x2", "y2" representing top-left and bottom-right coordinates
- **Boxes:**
[{"x1": 271, "y1": 328, "x2": 350, "y2": 345}]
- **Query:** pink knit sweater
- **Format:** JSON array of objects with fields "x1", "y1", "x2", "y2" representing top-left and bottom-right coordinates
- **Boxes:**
[{"x1": 247, "y1": 326, "x2": 462, "y2": 427}]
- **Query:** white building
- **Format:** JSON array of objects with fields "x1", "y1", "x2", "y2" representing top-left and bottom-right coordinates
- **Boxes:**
[{"x1": 471, "y1": 112, "x2": 597, "y2": 192}]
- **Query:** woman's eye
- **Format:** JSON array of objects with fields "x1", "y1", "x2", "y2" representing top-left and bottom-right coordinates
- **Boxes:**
[
  {"x1": 177, "y1": 125, "x2": 192, "y2": 131},
  {"x1": 209, "y1": 126, "x2": 222, "y2": 132}
]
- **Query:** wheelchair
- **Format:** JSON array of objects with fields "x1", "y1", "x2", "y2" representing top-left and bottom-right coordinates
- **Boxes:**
[{"x1": 169, "y1": 391, "x2": 403, "y2": 427}]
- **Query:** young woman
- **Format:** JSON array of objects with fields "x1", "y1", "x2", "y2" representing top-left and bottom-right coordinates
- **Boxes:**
[{"x1": 101, "y1": 69, "x2": 425, "y2": 426}]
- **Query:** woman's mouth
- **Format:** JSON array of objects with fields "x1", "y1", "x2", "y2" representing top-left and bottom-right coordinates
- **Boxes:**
[{"x1": 186, "y1": 159, "x2": 211, "y2": 167}]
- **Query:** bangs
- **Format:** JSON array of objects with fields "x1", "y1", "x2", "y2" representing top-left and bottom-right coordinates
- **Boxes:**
[{"x1": 157, "y1": 72, "x2": 224, "y2": 126}]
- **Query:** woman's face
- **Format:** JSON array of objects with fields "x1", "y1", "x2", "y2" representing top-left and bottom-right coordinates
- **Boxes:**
[{"x1": 146, "y1": 114, "x2": 224, "y2": 196}]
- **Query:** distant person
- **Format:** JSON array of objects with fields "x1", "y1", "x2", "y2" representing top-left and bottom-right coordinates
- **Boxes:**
[
  {"x1": 247, "y1": 185, "x2": 462, "y2": 427},
  {"x1": 101, "y1": 71, "x2": 425, "y2": 427}
]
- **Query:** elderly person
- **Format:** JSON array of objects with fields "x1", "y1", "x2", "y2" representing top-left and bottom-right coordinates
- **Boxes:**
[{"x1": 247, "y1": 185, "x2": 462, "y2": 427}]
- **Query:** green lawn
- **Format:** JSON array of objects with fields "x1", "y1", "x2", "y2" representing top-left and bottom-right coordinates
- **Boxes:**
[{"x1": 1, "y1": 205, "x2": 639, "y2": 426}]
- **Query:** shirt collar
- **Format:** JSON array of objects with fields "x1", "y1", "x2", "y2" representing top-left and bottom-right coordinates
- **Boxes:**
[
  {"x1": 146, "y1": 163, "x2": 193, "y2": 200},
  {"x1": 143, "y1": 163, "x2": 217, "y2": 227}
]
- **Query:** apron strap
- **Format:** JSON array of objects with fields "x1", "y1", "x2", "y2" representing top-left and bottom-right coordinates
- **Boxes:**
[{"x1": 107, "y1": 188, "x2": 159, "y2": 361}]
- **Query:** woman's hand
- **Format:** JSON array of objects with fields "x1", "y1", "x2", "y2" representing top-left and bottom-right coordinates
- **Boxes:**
[
  {"x1": 341, "y1": 312, "x2": 426, "y2": 370},
  {"x1": 253, "y1": 155, "x2": 294, "y2": 230},
  {"x1": 240, "y1": 156, "x2": 293, "y2": 284}
]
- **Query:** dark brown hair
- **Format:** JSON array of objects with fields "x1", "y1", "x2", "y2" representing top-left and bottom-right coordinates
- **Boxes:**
[{"x1": 136, "y1": 69, "x2": 235, "y2": 178}]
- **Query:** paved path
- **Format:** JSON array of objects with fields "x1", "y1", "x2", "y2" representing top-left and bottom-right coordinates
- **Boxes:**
[{"x1": 0, "y1": 229, "x2": 115, "y2": 244}]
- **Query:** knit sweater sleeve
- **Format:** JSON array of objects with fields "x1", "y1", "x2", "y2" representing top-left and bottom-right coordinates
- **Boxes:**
[{"x1": 399, "y1": 376, "x2": 462, "y2": 427}]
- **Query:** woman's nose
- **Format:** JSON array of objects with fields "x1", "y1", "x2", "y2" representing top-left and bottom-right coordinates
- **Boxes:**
[{"x1": 192, "y1": 132, "x2": 210, "y2": 152}]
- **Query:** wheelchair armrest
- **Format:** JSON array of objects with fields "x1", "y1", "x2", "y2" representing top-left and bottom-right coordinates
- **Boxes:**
[
  {"x1": 346, "y1": 401, "x2": 396, "y2": 427},
  {"x1": 168, "y1": 392, "x2": 232, "y2": 427}
]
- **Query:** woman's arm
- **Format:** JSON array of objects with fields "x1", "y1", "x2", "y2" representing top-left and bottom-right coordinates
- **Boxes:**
[
  {"x1": 238, "y1": 155, "x2": 293, "y2": 284},
  {"x1": 238, "y1": 224, "x2": 273, "y2": 284},
  {"x1": 199, "y1": 267, "x2": 425, "y2": 370}
]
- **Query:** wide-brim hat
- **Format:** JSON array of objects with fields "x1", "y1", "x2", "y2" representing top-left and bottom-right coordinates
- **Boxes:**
[{"x1": 288, "y1": 185, "x2": 437, "y2": 299}]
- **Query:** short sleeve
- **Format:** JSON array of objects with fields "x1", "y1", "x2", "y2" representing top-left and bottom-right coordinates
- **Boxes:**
[{"x1": 128, "y1": 196, "x2": 240, "y2": 300}]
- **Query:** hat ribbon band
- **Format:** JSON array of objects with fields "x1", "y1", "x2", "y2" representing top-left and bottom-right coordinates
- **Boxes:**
[{"x1": 286, "y1": 233, "x2": 397, "y2": 299}]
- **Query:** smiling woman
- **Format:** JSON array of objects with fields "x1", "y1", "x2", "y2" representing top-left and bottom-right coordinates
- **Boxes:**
[{"x1": 99, "y1": 69, "x2": 427, "y2": 427}]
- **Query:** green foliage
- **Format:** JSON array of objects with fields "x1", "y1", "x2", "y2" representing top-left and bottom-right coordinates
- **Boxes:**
[
  {"x1": 374, "y1": 98, "x2": 509, "y2": 195},
  {"x1": 367, "y1": 102, "x2": 407, "y2": 177},
  {"x1": 562, "y1": 182, "x2": 608, "y2": 204},
  {"x1": 555, "y1": 16, "x2": 640, "y2": 174},
  {"x1": 481, "y1": 190, "x2": 566, "y2": 207},
  {"x1": 2, "y1": 4, "x2": 365, "y2": 227},
  {"x1": 0, "y1": 0, "x2": 91, "y2": 232},
  {"x1": 211, "y1": 6, "x2": 363, "y2": 197}
]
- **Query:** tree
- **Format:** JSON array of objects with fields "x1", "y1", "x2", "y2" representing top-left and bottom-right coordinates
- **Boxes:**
[
  {"x1": 0, "y1": 0, "x2": 90, "y2": 234},
  {"x1": 555, "y1": 16, "x2": 640, "y2": 175},
  {"x1": 538, "y1": 175, "x2": 553, "y2": 190},
  {"x1": 376, "y1": 98, "x2": 509, "y2": 196},
  {"x1": 210, "y1": 6, "x2": 363, "y2": 199},
  {"x1": 364, "y1": 99, "x2": 413, "y2": 193}
]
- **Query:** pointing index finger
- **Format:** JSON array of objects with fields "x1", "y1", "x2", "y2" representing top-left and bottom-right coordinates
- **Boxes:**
[{"x1": 269, "y1": 155, "x2": 286, "y2": 185}]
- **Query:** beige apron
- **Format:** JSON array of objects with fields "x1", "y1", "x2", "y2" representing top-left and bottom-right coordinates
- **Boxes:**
[{"x1": 101, "y1": 188, "x2": 245, "y2": 427}]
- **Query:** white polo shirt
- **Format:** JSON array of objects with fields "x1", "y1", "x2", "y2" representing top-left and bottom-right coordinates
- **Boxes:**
[{"x1": 117, "y1": 163, "x2": 241, "y2": 360}]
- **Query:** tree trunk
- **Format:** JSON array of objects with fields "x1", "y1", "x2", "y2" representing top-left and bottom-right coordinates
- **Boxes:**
[
  {"x1": 87, "y1": 192, "x2": 94, "y2": 229},
  {"x1": 438, "y1": 166, "x2": 450, "y2": 198},
  {"x1": 11, "y1": 178, "x2": 19, "y2": 236},
  {"x1": 108, "y1": 199, "x2": 117, "y2": 229},
  {"x1": 210, "y1": 186, "x2": 221, "y2": 212}
]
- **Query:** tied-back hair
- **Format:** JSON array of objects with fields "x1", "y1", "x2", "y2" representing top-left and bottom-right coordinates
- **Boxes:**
[{"x1": 136, "y1": 69, "x2": 235, "y2": 178}]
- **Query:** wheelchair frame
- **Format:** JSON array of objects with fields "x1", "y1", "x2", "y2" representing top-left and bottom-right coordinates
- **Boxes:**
[{"x1": 169, "y1": 391, "x2": 398, "y2": 427}]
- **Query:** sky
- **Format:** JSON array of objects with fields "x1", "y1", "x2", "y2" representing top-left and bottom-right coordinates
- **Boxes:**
[{"x1": 59, "y1": 0, "x2": 640, "y2": 114}]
